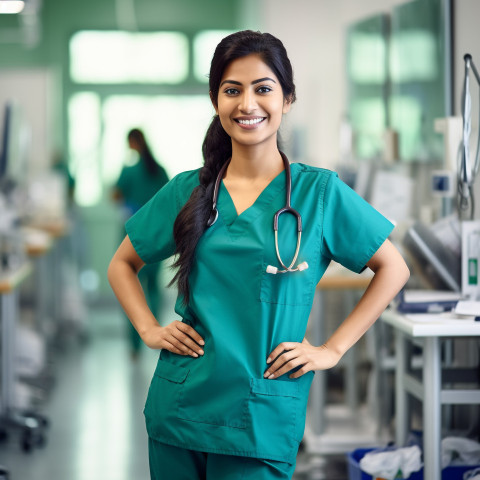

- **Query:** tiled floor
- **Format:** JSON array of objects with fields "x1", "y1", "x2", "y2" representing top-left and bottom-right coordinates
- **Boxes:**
[{"x1": 0, "y1": 305, "x2": 352, "y2": 480}]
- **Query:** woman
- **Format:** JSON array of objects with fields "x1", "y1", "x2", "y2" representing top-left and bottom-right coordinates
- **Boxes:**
[
  {"x1": 108, "y1": 31, "x2": 409, "y2": 480},
  {"x1": 112, "y1": 128, "x2": 169, "y2": 358}
]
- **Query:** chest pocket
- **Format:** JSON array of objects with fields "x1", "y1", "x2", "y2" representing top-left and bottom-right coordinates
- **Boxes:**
[
  {"x1": 259, "y1": 212, "x2": 316, "y2": 306},
  {"x1": 260, "y1": 265, "x2": 314, "y2": 306}
]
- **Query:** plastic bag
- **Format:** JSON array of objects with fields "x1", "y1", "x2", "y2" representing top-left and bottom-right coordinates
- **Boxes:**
[
  {"x1": 464, "y1": 467, "x2": 480, "y2": 480},
  {"x1": 442, "y1": 437, "x2": 480, "y2": 468},
  {"x1": 359, "y1": 445, "x2": 423, "y2": 480}
]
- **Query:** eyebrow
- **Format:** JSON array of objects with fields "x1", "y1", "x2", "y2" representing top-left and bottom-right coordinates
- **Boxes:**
[{"x1": 220, "y1": 77, "x2": 277, "y2": 87}]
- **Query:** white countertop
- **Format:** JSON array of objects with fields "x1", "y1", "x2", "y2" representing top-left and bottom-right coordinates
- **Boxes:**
[{"x1": 381, "y1": 308, "x2": 480, "y2": 337}]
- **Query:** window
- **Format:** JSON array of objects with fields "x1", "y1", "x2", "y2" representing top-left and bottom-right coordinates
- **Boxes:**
[
  {"x1": 102, "y1": 95, "x2": 213, "y2": 184},
  {"x1": 68, "y1": 92, "x2": 102, "y2": 206},
  {"x1": 70, "y1": 31, "x2": 188, "y2": 84},
  {"x1": 68, "y1": 93, "x2": 213, "y2": 206},
  {"x1": 68, "y1": 29, "x2": 225, "y2": 206},
  {"x1": 193, "y1": 30, "x2": 235, "y2": 83}
]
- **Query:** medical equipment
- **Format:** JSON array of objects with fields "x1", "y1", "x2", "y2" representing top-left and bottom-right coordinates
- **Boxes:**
[
  {"x1": 431, "y1": 170, "x2": 456, "y2": 198},
  {"x1": 207, "y1": 152, "x2": 308, "y2": 274},
  {"x1": 461, "y1": 221, "x2": 480, "y2": 300},
  {"x1": 458, "y1": 54, "x2": 480, "y2": 219},
  {"x1": 403, "y1": 222, "x2": 461, "y2": 292}
]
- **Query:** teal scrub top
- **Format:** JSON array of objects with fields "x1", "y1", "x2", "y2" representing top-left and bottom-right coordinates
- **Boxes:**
[
  {"x1": 116, "y1": 160, "x2": 169, "y2": 215},
  {"x1": 126, "y1": 162, "x2": 394, "y2": 464}
]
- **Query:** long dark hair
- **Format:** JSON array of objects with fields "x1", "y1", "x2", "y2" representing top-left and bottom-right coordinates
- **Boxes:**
[
  {"x1": 170, "y1": 30, "x2": 297, "y2": 303},
  {"x1": 127, "y1": 128, "x2": 159, "y2": 175}
]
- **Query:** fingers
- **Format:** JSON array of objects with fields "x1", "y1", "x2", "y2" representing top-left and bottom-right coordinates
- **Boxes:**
[
  {"x1": 176, "y1": 322, "x2": 205, "y2": 347},
  {"x1": 264, "y1": 342, "x2": 341, "y2": 379},
  {"x1": 163, "y1": 340, "x2": 195, "y2": 357},
  {"x1": 288, "y1": 365, "x2": 311, "y2": 379},
  {"x1": 163, "y1": 321, "x2": 205, "y2": 357},
  {"x1": 264, "y1": 348, "x2": 306, "y2": 379},
  {"x1": 266, "y1": 342, "x2": 296, "y2": 364},
  {"x1": 165, "y1": 335, "x2": 202, "y2": 357}
]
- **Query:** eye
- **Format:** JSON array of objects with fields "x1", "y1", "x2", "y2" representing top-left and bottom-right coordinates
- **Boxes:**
[
  {"x1": 224, "y1": 88, "x2": 239, "y2": 96},
  {"x1": 257, "y1": 86, "x2": 272, "y2": 94}
]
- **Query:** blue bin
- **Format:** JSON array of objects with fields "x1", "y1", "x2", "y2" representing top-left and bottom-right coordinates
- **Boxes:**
[{"x1": 347, "y1": 447, "x2": 480, "y2": 480}]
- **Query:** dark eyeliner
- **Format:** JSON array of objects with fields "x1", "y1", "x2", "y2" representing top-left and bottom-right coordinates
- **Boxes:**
[{"x1": 257, "y1": 85, "x2": 272, "y2": 93}]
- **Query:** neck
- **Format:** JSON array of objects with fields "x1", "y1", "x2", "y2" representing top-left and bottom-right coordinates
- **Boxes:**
[{"x1": 228, "y1": 140, "x2": 284, "y2": 180}]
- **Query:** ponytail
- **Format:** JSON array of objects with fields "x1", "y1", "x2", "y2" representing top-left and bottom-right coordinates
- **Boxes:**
[
  {"x1": 169, "y1": 116, "x2": 231, "y2": 303},
  {"x1": 141, "y1": 145, "x2": 159, "y2": 175}
]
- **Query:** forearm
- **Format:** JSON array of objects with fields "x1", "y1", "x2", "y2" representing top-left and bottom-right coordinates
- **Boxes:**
[
  {"x1": 325, "y1": 256, "x2": 409, "y2": 357},
  {"x1": 107, "y1": 259, "x2": 158, "y2": 336}
]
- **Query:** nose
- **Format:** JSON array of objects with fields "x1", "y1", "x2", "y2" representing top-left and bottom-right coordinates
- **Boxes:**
[{"x1": 239, "y1": 90, "x2": 256, "y2": 113}]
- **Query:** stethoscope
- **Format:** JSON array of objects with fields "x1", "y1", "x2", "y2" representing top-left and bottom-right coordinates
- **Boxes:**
[{"x1": 206, "y1": 152, "x2": 309, "y2": 275}]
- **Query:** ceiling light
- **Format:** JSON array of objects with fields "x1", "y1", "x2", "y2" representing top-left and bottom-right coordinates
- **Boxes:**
[{"x1": 0, "y1": 1, "x2": 25, "y2": 14}]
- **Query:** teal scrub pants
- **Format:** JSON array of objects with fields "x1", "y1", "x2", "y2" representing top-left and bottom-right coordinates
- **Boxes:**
[{"x1": 148, "y1": 438, "x2": 296, "y2": 480}]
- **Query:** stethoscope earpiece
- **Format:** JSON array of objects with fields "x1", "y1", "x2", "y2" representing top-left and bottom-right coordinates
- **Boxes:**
[{"x1": 208, "y1": 152, "x2": 307, "y2": 274}]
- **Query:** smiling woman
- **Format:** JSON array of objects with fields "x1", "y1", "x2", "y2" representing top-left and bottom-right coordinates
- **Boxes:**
[{"x1": 108, "y1": 30, "x2": 410, "y2": 480}]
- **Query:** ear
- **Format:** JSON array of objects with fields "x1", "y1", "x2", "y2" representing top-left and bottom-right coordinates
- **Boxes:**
[
  {"x1": 210, "y1": 91, "x2": 218, "y2": 114},
  {"x1": 282, "y1": 95, "x2": 292, "y2": 114}
]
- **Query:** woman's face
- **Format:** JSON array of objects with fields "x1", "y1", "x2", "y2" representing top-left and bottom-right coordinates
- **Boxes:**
[
  {"x1": 214, "y1": 54, "x2": 291, "y2": 150},
  {"x1": 128, "y1": 138, "x2": 137, "y2": 151}
]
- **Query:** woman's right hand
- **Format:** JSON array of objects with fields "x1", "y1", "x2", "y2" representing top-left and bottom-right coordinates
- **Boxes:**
[{"x1": 141, "y1": 321, "x2": 205, "y2": 357}]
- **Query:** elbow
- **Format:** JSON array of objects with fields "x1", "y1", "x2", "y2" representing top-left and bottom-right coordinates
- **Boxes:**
[
  {"x1": 107, "y1": 254, "x2": 142, "y2": 289},
  {"x1": 403, "y1": 263, "x2": 411, "y2": 286},
  {"x1": 399, "y1": 259, "x2": 410, "y2": 288},
  {"x1": 107, "y1": 254, "x2": 124, "y2": 289}
]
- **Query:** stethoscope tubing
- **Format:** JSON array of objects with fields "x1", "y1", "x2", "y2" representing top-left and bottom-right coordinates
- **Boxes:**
[{"x1": 207, "y1": 152, "x2": 307, "y2": 274}]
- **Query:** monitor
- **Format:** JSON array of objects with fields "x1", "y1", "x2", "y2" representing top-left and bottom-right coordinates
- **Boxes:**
[{"x1": 403, "y1": 222, "x2": 462, "y2": 292}]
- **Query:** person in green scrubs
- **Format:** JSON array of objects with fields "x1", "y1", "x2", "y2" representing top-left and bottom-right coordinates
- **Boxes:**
[
  {"x1": 108, "y1": 31, "x2": 410, "y2": 479},
  {"x1": 112, "y1": 128, "x2": 169, "y2": 358}
]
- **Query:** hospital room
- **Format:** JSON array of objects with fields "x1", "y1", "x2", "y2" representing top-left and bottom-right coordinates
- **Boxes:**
[{"x1": 1, "y1": 0, "x2": 480, "y2": 478}]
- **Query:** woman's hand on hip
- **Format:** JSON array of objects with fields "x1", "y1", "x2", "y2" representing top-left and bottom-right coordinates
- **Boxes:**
[
  {"x1": 141, "y1": 321, "x2": 205, "y2": 357},
  {"x1": 264, "y1": 339, "x2": 341, "y2": 379}
]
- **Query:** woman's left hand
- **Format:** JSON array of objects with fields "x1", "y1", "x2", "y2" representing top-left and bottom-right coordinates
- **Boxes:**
[{"x1": 264, "y1": 337, "x2": 342, "y2": 379}]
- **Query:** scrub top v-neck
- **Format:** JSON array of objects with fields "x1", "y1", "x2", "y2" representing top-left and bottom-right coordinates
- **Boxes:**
[
  {"x1": 125, "y1": 162, "x2": 394, "y2": 464},
  {"x1": 218, "y1": 169, "x2": 286, "y2": 230}
]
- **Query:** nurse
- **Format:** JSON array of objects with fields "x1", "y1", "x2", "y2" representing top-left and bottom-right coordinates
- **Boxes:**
[
  {"x1": 108, "y1": 30, "x2": 410, "y2": 480},
  {"x1": 112, "y1": 128, "x2": 169, "y2": 358}
]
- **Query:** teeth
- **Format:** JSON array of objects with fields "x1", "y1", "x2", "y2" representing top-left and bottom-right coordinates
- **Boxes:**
[{"x1": 238, "y1": 118, "x2": 264, "y2": 125}]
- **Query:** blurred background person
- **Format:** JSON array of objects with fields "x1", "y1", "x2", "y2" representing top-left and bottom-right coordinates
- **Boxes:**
[{"x1": 112, "y1": 128, "x2": 169, "y2": 359}]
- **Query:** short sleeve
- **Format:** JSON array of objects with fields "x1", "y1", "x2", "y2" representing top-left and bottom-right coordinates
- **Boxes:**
[
  {"x1": 125, "y1": 175, "x2": 179, "y2": 264},
  {"x1": 322, "y1": 173, "x2": 394, "y2": 273}
]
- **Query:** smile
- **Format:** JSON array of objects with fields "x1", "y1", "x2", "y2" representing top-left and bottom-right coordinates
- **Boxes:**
[{"x1": 235, "y1": 117, "x2": 266, "y2": 125}]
